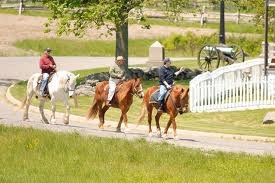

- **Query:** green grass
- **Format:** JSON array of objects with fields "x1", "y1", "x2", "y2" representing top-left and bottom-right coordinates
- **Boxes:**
[
  {"x1": 13, "y1": 38, "x2": 155, "y2": 57},
  {"x1": 0, "y1": 8, "x2": 262, "y2": 35},
  {"x1": 0, "y1": 8, "x2": 50, "y2": 17},
  {"x1": 131, "y1": 18, "x2": 263, "y2": 34},
  {"x1": 11, "y1": 66, "x2": 275, "y2": 138},
  {"x1": 0, "y1": 125, "x2": 274, "y2": 183},
  {"x1": 14, "y1": 38, "x2": 192, "y2": 57}
]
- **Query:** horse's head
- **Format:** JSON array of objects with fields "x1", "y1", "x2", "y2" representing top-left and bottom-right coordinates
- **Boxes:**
[
  {"x1": 132, "y1": 78, "x2": 144, "y2": 98},
  {"x1": 171, "y1": 85, "x2": 189, "y2": 114},
  {"x1": 66, "y1": 73, "x2": 80, "y2": 97},
  {"x1": 180, "y1": 87, "x2": 189, "y2": 113}
]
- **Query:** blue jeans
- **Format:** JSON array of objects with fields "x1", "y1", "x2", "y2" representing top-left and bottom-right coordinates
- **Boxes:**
[
  {"x1": 41, "y1": 73, "x2": 49, "y2": 95},
  {"x1": 158, "y1": 85, "x2": 167, "y2": 102}
]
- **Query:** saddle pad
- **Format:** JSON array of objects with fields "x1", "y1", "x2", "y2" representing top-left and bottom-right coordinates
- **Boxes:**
[{"x1": 149, "y1": 89, "x2": 170, "y2": 104}]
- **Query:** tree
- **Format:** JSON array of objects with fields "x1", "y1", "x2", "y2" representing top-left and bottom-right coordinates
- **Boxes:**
[
  {"x1": 38, "y1": 0, "x2": 189, "y2": 68},
  {"x1": 162, "y1": 0, "x2": 189, "y2": 22},
  {"x1": 248, "y1": 0, "x2": 275, "y2": 42},
  {"x1": 39, "y1": 0, "x2": 146, "y2": 68},
  {"x1": 231, "y1": 0, "x2": 247, "y2": 24}
]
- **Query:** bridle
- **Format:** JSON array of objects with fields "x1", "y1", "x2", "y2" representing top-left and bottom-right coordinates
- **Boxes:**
[
  {"x1": 64, "y1": 74, "x2": 76, "y2": 93},
  {"x1": 130, "y1": 80, "x2": 143, "y2": 97},
  {"x1": 168, "y1": 87, "x2": 188, "y2": 114}
]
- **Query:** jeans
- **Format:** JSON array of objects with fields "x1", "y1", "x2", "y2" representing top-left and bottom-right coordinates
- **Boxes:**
[
  {"x1": 41, "y1": 73, "x2": 49, "y2": 95},
  {"x1": 158, "y1": 85, "x2": 167, "y2": 102}
]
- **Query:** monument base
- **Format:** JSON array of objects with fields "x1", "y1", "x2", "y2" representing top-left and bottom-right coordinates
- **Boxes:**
[
  {"x1": 263, "y1": 112, "x2": 275, "y2": 124},
  {"x1": 146, "y1": 60, "x2": 163, "y2": 67}
]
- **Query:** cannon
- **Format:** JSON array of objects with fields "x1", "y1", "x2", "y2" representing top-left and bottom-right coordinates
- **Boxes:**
[{"x1": 197, "y1": 44, "x2": 245, "y2": 71}]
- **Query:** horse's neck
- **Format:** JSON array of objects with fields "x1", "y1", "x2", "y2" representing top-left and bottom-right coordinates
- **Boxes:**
[{"x1": 118, "y1": 80, "x2": 134, "y2": 98}]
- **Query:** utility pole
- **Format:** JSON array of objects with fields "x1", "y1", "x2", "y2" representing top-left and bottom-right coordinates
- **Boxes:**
[
  {"x1": 264, "y1": 0, "x2": 269, "y2": 76},
  {"x1": 219, "y1": 0, "x2": 225, "y2": 44}
]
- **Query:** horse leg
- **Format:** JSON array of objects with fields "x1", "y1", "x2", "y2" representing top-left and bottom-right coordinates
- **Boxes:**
[
  {"x1": 50, "y1": 97, "x2": 56, "y2": 124},
  {"x1": 171, "y1": 116, "x2": 178, "y2": 139},
  {"x1": 147, "y1": 105, "x2": 153, "y2": 136},
  {"x1": 155, "y1": 112, "x2": 162, "y2": 138},
  {"x1": 23, "y1": 91, "x2": 34, "y2": 121},
  {"x1": 163, "y1": 117, "x2": 173, "y2": 139},
  {"x1": 63, "y1": 98, "x2": 70, "y2": 125},
  {"x1": 39, "y1": 98, "x2": 49, "y2": 124},
  {"x1": 98, "y1": 105, "x2": 109, "y2": 129},
  {"x1": 123, "y1": 114, "x2": 129, "y2": 132},
  {"x1": 116, "y1": 113, "x2": 124, "y2": 132}
]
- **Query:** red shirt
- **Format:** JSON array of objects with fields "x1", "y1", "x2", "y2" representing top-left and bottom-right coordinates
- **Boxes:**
[{"x1": 39, "y1": 54, "x2": 56, "y2": 74}]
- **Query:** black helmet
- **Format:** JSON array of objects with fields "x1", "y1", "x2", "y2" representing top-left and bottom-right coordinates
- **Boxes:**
[{"x1": 44, "y1": 48, "x2": 52, "y2": 53}]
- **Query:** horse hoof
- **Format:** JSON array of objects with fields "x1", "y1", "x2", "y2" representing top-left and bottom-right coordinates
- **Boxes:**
[
  {"x1": 51, "y1": 119, "x2": 56, "y2": 124},
  {"x1": 156, "y1": 130, "x2": 162, "y2": 138},
  {"x1": 174, "y1": 135, "x2": 179, "y2": 140},
  {"x1": 148, "y1": 132, "x2": 153, "y2": 137},
  {"x1": 116, "y1": 128, "x2": 121, "y2": 132},
  {"x1": 123, "y1": 127, "x2": 130, "y2": 132},
  {"x1": 63, "y1": 120, "x2": 69, "y2": 125},
  {"x1": 98, "y1": 124, "x2": 104, "y2": 129},
  {"x1": 23, "y1": 117, "x2": 28, "y2": 121},
  {"x1": 162, "y1": 133, "x2": 168, "y2": 139},
  {"x1": 41, "y1": 119, "x2": 49, "y2": 124}
]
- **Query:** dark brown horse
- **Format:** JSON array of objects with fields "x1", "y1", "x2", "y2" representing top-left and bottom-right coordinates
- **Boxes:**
[
  {"x1": 138, "y1": 85, "x2": 189, "y2": 139},
  {"x1": 87, "y1": 78, "x2": 144, "y2": 131}
]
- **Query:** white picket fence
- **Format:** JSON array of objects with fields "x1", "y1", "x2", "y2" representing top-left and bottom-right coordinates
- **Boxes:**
[{"x1": 189, "y1": 58, "x2": 275, "y2": 112}]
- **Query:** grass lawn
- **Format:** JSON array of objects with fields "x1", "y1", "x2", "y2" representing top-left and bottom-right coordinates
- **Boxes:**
[
  {"x1": 11, "y1": 64, "x2": 275, "y2": 138},
  {"x1": 0, "y1": 8, "x2": 262, "y2": 35},
  {"x1": 0, "y1": 125, "x2": 274, "y2": 183},
  {"x1": 129, "y1": 18, "x2": 263, "y2": 34},
  {"x1": 14, "y1": 38, "x2": 192, "y2": 57},
  {"x1": 0, "y1": 8, "x2": 50, "y2": 17}
]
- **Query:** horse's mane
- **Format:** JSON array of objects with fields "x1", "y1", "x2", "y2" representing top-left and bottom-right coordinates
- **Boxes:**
[{"x1": 118, "y1": 79, "x2": 139, "y2": 99}]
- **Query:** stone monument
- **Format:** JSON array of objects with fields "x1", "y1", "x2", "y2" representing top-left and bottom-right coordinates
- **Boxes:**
[{"x1": 146, "y1": 41, "x2": 165, "y2": 66}]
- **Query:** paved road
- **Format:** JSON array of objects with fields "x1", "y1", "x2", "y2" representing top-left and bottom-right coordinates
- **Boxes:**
[{"x1": 0, "y1": 56, "x2": 274, "y2": 156}]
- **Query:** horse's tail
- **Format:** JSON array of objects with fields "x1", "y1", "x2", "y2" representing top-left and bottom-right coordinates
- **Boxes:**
[
  {"x1": 86, "y1": 98, "x2": 99, "y2": 120},
  {"x1": 136, "y1": 102, "x2": 147, "y2": 127},
  {"x1": 20, "y1": 96, "x2": 27, "y2": 109}
]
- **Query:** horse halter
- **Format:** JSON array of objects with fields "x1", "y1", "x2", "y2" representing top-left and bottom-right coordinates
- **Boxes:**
[
  {"x1": 64, "y1": 74, "x2": 76, "y2": 93},
  {"x1": 131, "y1": 81, "x2": 144, "y2": 97},
  {"x1": 168, "y1": 87, "x2": 187, "y2": 114}
]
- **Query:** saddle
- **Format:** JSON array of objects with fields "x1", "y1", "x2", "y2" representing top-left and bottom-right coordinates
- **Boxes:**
[
  {"x1": 149, "y1": 89, "x2": 171, "y2": 104},
  {"x1": 36, "y1": 72, "x2": 55, "y2": 97},
  {"x1": 104, "y1": 82, "x2": 123, "y2": 93},
  {"x1": 104, "y1": 82, "x2": 124, "y2": 105}
]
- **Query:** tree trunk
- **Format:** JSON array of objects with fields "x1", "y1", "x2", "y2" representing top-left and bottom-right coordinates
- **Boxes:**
[
  {"x1": 116, "y1": 19, "x2": 128, "y2": 69},
  {"x1": 236, "y1": 8, "x2": 240, "y2": 24}
]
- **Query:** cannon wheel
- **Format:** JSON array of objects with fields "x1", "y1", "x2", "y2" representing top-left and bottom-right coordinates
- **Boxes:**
[
  {"x1": 230, "y1": 44, "x2": 245, "y2": 63},
  {"x1": 198, "y1": 45, "x2": 220, "y2": 71}
]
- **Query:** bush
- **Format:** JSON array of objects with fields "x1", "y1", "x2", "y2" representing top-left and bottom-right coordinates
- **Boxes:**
[{"x1": 161, "y1": 32, "x2": 262, "y2": 57}]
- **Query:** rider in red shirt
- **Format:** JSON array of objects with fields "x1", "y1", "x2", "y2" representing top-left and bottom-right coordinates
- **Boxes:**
[{"x1": 39, "y1": 48, "x2": 56, "y2": 97}]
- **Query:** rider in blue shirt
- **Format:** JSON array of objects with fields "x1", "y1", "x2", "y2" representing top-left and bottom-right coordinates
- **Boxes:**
[{"x1": 158, "y1": 57, "x2": 184, "y2": 112}]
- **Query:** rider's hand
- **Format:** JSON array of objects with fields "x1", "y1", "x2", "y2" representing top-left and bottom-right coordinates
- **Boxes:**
[{"x1": 166, "y1": 85, "x2": 172, "y2": 89}]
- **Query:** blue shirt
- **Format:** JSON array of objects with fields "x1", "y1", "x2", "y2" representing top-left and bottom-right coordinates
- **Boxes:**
[{"x1": 159, "y1": 65, "x2": 175, "y2": 85}]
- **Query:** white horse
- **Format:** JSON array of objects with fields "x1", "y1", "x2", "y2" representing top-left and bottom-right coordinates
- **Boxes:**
[{"x1": 21, "y1": 70, "x2": 80, "y2": 124}]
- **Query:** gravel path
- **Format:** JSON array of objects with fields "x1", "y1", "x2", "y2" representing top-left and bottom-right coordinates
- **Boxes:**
[{"x1": 0, "y1": 57, "x2": 274, "y2": 156}]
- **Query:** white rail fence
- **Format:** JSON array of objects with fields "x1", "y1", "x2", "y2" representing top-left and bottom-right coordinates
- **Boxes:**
[{"x1": 190, "y1": 58, "x2": 275, "y2": 112}]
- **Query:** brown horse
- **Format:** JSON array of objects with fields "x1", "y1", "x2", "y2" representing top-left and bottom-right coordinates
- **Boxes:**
[
  {"x1": 87, "y1": 78, "x2": 144, "y2": 131},
  {"x1": 138, "y1": 85, "x2": 189, "y2": 139}
]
